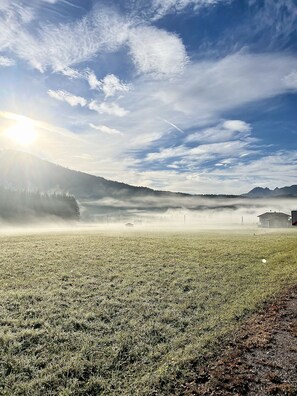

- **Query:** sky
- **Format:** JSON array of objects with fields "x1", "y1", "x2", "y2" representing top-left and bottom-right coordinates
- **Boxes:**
[{"x1": 0, "y1": 0, "x2": 296, "y2": 194}]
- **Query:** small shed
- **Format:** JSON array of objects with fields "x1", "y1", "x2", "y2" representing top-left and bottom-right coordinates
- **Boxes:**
[{"x1": 257, "y1": 212, "x2": 290, "y2": 228}]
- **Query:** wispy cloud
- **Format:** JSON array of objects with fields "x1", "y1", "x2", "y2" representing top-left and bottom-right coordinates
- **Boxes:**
[
  {"x1": 101, "y1": 74, "x2": 130, "y2": 97},
  {"x1": 86, "y1": 70, "x2": 102, "y2": 90},
  {"x1": 47, "y1": 89, "x2": 87, "y2": 107},
  {"x1": 0, "y1": 3, "x2": 188, "y2": 78},
  {"x1": 0, "y1": 56, "x2": 15, "y2": 67},
  {"x1": 59, "y1": 66, "x2": 82, "y2": 79},
  {"x1": 144, "y1": 53, "x2": 296, "y2": 118},
  {"x1": 86, "y1": 72, "x2": 130, "y2": 97},
  {"x1": 117, "y1": 150, "x2": 297, "y2": 194},
  {"x1": 1, "y1": 1, "x2": 296, "y2": 194},
  {"x1": 222, "y1": 120, "x2": 251, "y2": 132},
  {"x1": 186, "y1": 120, "x2": 252, "y2": 143},
  {"x1": 88, "y1": 101, "x2": 129, "y2": 117},
  {"x1": 0, "y1": 6, "x2": 129, "y2": 72},
  {"x1": 40, "y1": 52, "x2": 297, "y2": 191},
  {"x1": 151, "y1": 0, "x2": 231, "y2": 20},
  {"x1": 145, "y1": 138, "x2": 253, "y2": 163},
  {"x1": 89, "y1": 123, "x2": 123, "y2": 136},
  {"x1": 128, "y1": 26, "x2": 188, "y2": 78},
  {"x1": 209, "y1": 150, "x2": 297, "y2": 191},
  {"x1": 283, "y1": 71, "x2": 297, "y2": 90},
  {"x1": 248, "y1": 0, "x2": 297, "y2": 49},
  {"x1": 47, "y1": 85, "x2": 129, "y2": 116}
]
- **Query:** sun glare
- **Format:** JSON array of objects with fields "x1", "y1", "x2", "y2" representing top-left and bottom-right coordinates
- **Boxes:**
[{"x1": 5, "y1": 119, "x2": 37, "y2": 146}]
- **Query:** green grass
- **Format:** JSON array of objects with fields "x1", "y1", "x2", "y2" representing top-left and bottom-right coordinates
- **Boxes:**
[{"x1": 0, "y1": 229, "x2": 296, "y2": 395}]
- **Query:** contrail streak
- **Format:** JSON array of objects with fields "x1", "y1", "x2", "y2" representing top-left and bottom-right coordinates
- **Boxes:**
[{"x1": 161, "y1": 118, "x2": 185, "y2": 133}]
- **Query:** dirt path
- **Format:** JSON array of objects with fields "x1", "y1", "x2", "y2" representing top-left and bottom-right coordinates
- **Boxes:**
[{"x1": 184, "y1": 286, "x2": 297, "y2": 395}]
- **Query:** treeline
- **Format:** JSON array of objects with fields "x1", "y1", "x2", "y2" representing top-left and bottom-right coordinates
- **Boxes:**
[{"x1": 0, "y1": 187, "x2": 80, "y2": 222}]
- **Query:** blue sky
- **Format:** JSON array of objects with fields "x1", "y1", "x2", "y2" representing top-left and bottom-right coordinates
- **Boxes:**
[{"x1": 0, "y1": 0, "x2": 296, "y2": 194}]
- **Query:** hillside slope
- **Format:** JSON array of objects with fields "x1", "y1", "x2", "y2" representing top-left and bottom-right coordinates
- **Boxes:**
[{"x1": 0, "y1": 150, "x2": 171, "y2": 200}]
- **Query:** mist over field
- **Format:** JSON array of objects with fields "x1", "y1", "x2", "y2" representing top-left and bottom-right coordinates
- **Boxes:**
[
  {"x1": 80, "y1": 195, "x2": 297, "y2": 228},
  {"x1": 0, "y1": 197, "x2": 295, "y2": 237}
]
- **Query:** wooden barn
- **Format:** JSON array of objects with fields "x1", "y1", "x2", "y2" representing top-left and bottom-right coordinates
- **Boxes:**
[{"x1": 257, "y1": 212, "x2": 291, "y2": 228}]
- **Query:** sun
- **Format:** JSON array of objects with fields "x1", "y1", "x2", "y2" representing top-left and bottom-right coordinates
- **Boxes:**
[{"x1": 5, "y1": 119, "x2": 37, "y2": 146}]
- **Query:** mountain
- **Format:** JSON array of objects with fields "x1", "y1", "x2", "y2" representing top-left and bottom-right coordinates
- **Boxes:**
[
  {"x1": 1, "y1": 150, "x2": 295, "y2": 220},
  {"x1": 0, "y1": 150, "x2": 170, "y2": 200},
  {"x1": 245, "y1": 185, "x2": 297, "y2": 198},
  {"x1": 0, "y1": 150, "x2": 200, "y2": 215}
]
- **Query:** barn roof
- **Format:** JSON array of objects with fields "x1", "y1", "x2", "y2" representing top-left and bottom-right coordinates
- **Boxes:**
[{"x1": 257, "y1": 212, "x2": 290, "y2": 218}]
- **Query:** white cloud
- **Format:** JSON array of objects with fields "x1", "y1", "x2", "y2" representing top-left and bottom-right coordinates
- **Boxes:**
[
  {"x1": 222, "y1": 120, "x2": 251, "y2": 132},
  {"x1": 59, "y1": 67, "x2": 82, "y2": 79},
  {"x1": 86, "y1": 72, "x2": 130, "y2": 97},
  {"x1": 120, "y1": 150, "x2": 297, "y2": 194},
  {"x1": 2, "y1": 45, "x2": 297, "y2": 194},
  {"x1": 0, "y1": 6, "x2": 130, "y2": 72},
  {"x1": 69, "y1": 52, "x2": 297, "y2": 192},
  {"x1": 146, "y1": 146, "x2": 188, "y2": 161},
  {"x1": 0, "y1": 2, "x2": 35, "y2": 53},
  {"x1": 59, "y1": 67, "x2": 130, "y2": 99},
  {"x1": 146, "y1": 139, "x2": 252, "y2": 163},
  {"x1": 86, "y1": 71, "x2": 102, "y2": 90},
  {"x1": 248, "y1": 0, "x2": 297, "y2": 49},
  {"x1": 89, "y1": 123, "x2": 123, "y2": 136},
  {"x1": 88, "y1": 101, "x2": 129, "y2": 117},
  {"x1": 209, "y1": 151, "x2": 297, "y2": 190},
  {"x1": 1, "y1": 113, "x2": 296, "y2": 196},
  {"x1": 47, "y1": 89, "x2": 87, "y2": 107},
  {"x1": 143, "y1": 52, "x2": 296, "y2": 118},
  {"x1": 40, "y1": 52, "x2": 297, "y2": 194},
  {"x1": 128, "y1": 26, "x2": 188, "y2": 77},
  {"x1": 0, "y1": 56, "x2": 15, "y2": 67},
  {"x1": 0, "y1": 3, "x2": 189, "y2": 78},
  {"x1": 101, "y1": 74, "x2": 130, "y2": 97},
  {"x1": 151, "y1": 0, "x2": 229, "y2": 19},
  {"x1": 186, "y1": 120, "x2": 252, "y2": 145},
  {"x1": 283, "y1": 71, "x2": 297, "y2": 89}
]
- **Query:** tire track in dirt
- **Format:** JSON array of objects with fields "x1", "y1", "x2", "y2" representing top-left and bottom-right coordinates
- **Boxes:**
[{"x1": 184, "y1": 286, "x2": 297, "y2": 395}]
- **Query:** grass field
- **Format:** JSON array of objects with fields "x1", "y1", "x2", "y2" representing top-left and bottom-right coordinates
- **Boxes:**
[{"x1": 0, "y1": 229, "x2": 296, "y2": 395}]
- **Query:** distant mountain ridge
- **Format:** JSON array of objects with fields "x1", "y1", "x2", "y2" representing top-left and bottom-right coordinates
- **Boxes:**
[{"x1": 245, "y1": 185, "x2": 297, "y2": 198}]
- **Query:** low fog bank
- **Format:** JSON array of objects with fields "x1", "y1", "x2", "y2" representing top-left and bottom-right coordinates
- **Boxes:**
[
  {"x1": 80, "y1": 196, "x2": 297, "y2": 226},
  {"x1": 1, "y1": 196, "x2": 296, "y2": 236},
  {"x1": 81, "y1": 195, "x2": 297, "y2": 211},
  {"x1": 0, "y1": 217, "x2": 81, "y2": 236}
]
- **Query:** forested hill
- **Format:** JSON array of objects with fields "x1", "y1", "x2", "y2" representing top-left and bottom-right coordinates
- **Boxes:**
[
  {"x1": 0, "y1": 150, "x2": 163, "y2": 200},
  {"x1": 0, "y1": 187, "x2": 79, "y2": 222}
]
